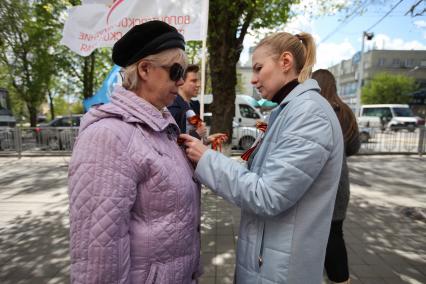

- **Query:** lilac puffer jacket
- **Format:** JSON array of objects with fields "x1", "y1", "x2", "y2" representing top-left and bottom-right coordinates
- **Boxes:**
[{"x1": 68, "y1": 86, "x2": 201, "y2": 284}]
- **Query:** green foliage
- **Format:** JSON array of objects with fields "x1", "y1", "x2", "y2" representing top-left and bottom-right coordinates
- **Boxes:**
[
  {"x1": 207, "y1": 0, "x2": 298, "y2": 135},
  {"x1": 47, "y1": 94, "x2": 83, "y2": 120},
  {"x1": 52, "y1": 95, "x2": 69, "y2": 117},
  {"x1": 361, "y1": 73, "x2": 418, "y2": 104},
  {"x1": 186, "y1": 41, "x2": 203, "y2": 64},
  {"x1": 71, "y1": 101, "x2": 84, "y2": 114},
  {"x1": 0, "y1": 0, "x2": 70, "y2": 126},
  {"x1": 0, "y1": 0, "x2": 112, "y2": 125}
]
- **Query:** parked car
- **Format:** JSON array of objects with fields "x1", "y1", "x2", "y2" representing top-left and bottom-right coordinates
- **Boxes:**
[
  {"x1": 36, "y1": 115, "x2": 82, "y2": 150},
  {"x1": 203, "y1": 113, "x2": 260, "y2": 150},
  {"x1": 359, "y1": 104, "x2": 418, "y2": 132},
  {"x1": 415, "y1": 116, "x2": 425, "y2": 126},
  {"x1": 232, "y1": 122, "x2": 261, "y2": 150}
]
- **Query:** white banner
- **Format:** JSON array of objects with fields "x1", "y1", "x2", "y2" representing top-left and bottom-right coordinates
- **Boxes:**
[{"x1": 61, "y1": 0, "x2": 209, "y2": 56}]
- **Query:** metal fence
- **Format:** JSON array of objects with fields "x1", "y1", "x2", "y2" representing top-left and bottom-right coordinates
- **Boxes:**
[
  {"x1": 0, "y1": 126, "x2": 425, "y2": 157},
  {"x1": 0, "y1": 127, "x2": 78, "y2": 156},
  {"x1": 358, "y1": 126, "x2": 426, "y2": 155}
]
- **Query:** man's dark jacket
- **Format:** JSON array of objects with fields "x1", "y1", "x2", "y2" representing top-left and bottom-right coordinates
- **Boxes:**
[{"x1": 168, "y1": 94, "x2": 201, "y2": 138}]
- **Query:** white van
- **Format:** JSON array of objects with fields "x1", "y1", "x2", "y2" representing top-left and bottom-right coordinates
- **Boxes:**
[
  {"x1": 359, "y1": 104, "x2": 418, "y2": 131},
  {"x1": 203, "y1": 113, "x2": 261, "y2": 150},
  {"x1": 194, "y1": 94, "x2": 263, "y2": 127}
]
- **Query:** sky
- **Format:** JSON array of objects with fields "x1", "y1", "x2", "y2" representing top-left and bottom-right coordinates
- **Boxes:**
[{"x1": 240, "y1": 0, "x2": 426, "y2": 70}]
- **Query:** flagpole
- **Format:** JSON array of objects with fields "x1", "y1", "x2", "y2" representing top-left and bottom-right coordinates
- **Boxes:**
[{"x1": 199, "y1": 0, "x2": 209, "y2": 119}]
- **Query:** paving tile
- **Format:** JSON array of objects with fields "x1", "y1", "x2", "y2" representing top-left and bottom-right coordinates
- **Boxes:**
[
  {"x1": 216, "y1": 264, "x2": 235, "y2": 277},
  {"x1": 368, "y1": 264, "x2": 398, "y2": 278},
  {"x1": 359, "y1": 277, "x2": 386, "y2": 284},
  {"x1": 351, "y1": 264, "x2": 382, "y2": 278},
  {"x1": 198, "y1": 276, "x2": 215, "y2": 284},
  {"x1": 382, "y1": 275, "x2": 405, "y2": 284},
  {"x1": 215, "y1": 223, "x2": 234, "y2": 236},
  {"x1": 357, "y1": 251, "x2": 387, "y2": 265},
  {"x1": 216, "y1": 235, "x2": 236, "y2": 253},
  {"x1": 387, "y1": 264, "x2": 426, "y2": 282},
  {"x1": 201, "y1": 236, "x2": 216, "y2": 253},
  {"x1": 201, "y1": 253, "x2": 216, "y2": 277}
]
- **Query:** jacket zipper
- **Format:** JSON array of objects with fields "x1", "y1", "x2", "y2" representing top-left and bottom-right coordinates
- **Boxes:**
[{"x1": 259, "y1": 227, "x2": 265, "y2": 269}]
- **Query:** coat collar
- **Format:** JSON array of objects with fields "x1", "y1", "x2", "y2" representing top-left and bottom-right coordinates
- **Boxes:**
[{"x1": 280, "y1": 79, "x2": 321, "y2": 106}]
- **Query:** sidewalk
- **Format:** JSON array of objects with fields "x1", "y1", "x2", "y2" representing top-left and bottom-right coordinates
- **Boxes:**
[{"x1": 0, "y1": 155, "x2": 425, "y2": 283}]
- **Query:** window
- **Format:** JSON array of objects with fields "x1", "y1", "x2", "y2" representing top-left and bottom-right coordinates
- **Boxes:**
[
  {"x1": 71, "y1": 117, "x2": 81, "y2": 126},
  {"x1": 392, "y1": 58, "x2": 400, "y2": 67},
  {"x1": 239, "y1": 104, "x2": 260, "y2": 119},
  {"x1": 405, "y1": 59, "x2": 415, "y2": 68},
  {"x1": 362, "y1": 107, "x2": 392, "y2": 118},
  {"x1": 60, "y1": 117, "x2": 72, "y2": 127},
  {"x1": 50, "y1": 116, "x2": 80, "y2": 127},
  {"x1": 378, "y1": 58, "x2": 386, "y2": 67},
  {"x1": 393, "y1": 107, "x2": 414, "y2": 117}
]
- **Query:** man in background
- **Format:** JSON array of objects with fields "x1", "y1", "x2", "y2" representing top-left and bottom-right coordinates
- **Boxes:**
[{"x1": 168, "y1": 64, "x2": 207, "y2": 139}]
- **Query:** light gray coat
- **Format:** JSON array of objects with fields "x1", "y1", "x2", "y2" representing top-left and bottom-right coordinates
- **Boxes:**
[{"x1": 195, "y1": 79, "x2": 343, "y2": 284}]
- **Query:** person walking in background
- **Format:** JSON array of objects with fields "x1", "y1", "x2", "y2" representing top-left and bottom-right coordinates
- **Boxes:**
[
  {"x1": 68, "y1": 21, "x2": 201, "y2": 283},
  {"x1": 180, "y1": 32, "x2": 343, "y2": 283},
  {"x1": 312, "y1": 69, "x2": 361, "y2": 284}
]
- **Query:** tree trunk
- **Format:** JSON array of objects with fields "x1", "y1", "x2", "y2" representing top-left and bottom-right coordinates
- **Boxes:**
[
  {"x1": 48, "y1": 90, "x2": 55, "y2": 119},
  {"x1": 27, "y1": 104, "x2": 38, "y2": 127},
  {"x1": 207, "y1": 2, "x2": 242, "y2": 139},
  {"x1": 82, "y1": 51, "x2": 96, "y2": 99}
]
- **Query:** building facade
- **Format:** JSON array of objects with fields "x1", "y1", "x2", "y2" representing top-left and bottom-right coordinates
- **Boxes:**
[{"x1": 328, "y1": 50, "x2": 426, "y2": 113}]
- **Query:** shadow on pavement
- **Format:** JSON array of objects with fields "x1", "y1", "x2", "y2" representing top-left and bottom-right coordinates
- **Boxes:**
[
  {"x1": 349, "y1": 156, "x2": 426, "y2": 196},
  {"x1": 0, "y1": 211, "x2": 70, "y2": 284},
  {"x1": 345, "y1": 195, "x2": 426, "y2": 283},
  {"x1": 199, "y1": 190, "x2": 238, "y2": 284}
]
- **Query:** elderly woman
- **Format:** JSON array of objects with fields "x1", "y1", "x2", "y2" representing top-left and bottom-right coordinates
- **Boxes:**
[
  {"x1": 68, "y1": 21, "x2": 201, "y2": 283},
  {"x1": 181, "y1": 32, "x2": 344, "y2": 283}
]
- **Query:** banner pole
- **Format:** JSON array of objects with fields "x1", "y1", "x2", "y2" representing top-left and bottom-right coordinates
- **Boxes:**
[{"x1": 199, "y1": 0, "x2": 209, "y2": 119}]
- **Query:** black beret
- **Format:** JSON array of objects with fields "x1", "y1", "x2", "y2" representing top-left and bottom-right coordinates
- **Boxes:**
[{"x1": 112, "y1": 21, "x2": 185, "y2": 67}]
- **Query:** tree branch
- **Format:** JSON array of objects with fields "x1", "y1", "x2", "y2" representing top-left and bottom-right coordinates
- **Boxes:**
[{"x1": 237, "y1": 9, "x2": 254, "y2": 47}]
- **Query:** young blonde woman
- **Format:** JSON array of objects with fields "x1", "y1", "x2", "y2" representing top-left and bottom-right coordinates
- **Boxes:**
[
  {"x1": 68, "y1": 21, "x2": 201, "y2": 283},
  {"x1": 313, "y1": 69, "x2": 360, "y2": 284},
  {"x1": 180, "y1": 32, "x2": 344, "y2": 283}
]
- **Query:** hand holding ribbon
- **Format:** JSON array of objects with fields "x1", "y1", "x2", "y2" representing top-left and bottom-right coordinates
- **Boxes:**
[
  {"x1": 188, "y1": 115, "x2": 204, "y2": 129},
  {"x1": 179, "y1": 134, "x2": 209, "y2": 163},
  {"x1": 208, "y1": 133, "x2": 228, "y2": 152}
]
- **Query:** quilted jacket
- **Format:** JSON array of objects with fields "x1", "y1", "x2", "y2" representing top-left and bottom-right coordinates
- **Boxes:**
[
  {"x1": 195, "y1": 79, "x2": 344, "y2": 283},
  {"x1": 68, "y1": 86, "x2": 201, "y2": 284}
]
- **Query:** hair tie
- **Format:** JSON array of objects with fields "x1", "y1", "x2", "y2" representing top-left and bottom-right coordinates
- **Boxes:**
[{"x1": 295, "y1": 34, "x2": 301, "y2": 41}]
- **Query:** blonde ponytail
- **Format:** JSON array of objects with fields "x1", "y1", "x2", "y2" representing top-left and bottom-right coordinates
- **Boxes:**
[{"x1": 296, "y1": 33, "x2": 316, "y2": 82}]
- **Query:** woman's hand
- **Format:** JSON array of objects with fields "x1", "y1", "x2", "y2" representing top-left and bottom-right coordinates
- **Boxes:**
[
  {"x1": 206, "y1": 132, "x2": 228, "y2": 144},
  {"x1": 195, "y1": 122, "x2": 207, "y2": 137},
  {"x1": 179, "y1": 134, "x2": 209, "y2": 163}
]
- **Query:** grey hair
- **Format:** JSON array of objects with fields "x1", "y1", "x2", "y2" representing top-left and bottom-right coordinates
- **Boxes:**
[{"x1": 121, "y1": 48, "x2": 188, "y2": 92}]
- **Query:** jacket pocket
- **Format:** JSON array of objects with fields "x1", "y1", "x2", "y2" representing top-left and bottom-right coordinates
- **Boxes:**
[{"x1": 145, "y1": 263, "x2": 165, "y2": 284}]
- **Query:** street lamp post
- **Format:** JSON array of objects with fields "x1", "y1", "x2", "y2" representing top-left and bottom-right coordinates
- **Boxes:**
[{"x1": 355, "y1": 31, "x2": 374, "y2": 116}]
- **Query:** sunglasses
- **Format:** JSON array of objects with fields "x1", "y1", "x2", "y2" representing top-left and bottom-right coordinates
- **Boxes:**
[{"x1": 162, "y1": 63, "x2": 185, "y2": 82}]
